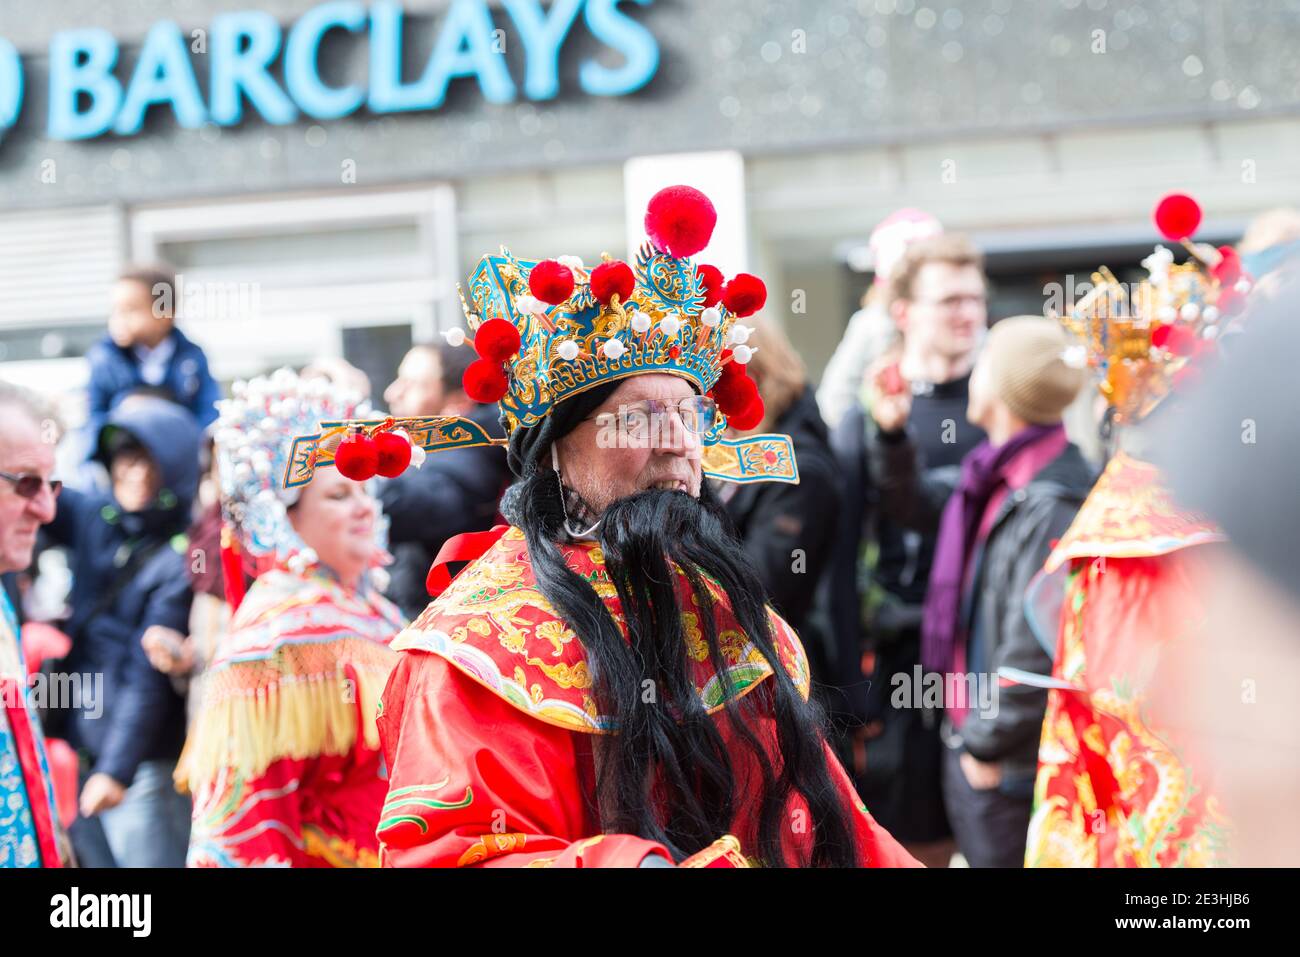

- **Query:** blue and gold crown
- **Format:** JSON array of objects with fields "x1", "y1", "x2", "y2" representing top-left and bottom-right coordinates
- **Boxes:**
[
  {"x1": 463, "y1": 242, "x2": 737, "y2": 436},
  {"x1": 283, "y1": 186, "x2": 799, "y2": 489}
]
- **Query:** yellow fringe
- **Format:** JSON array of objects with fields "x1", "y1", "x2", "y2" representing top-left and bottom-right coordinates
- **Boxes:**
[{"x1": 176, "y1": 659, "x2": 390, "y2": 791}]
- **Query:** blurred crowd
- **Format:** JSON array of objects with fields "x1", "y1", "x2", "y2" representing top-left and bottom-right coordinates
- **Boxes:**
[{"x1": 2, "y1": 201, "x2": 1298, "y2": 868}]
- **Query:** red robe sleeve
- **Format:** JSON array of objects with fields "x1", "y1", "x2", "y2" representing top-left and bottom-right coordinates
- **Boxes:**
[
  {"x1": 377, "y1": 651, "x2": 672, "y2": 868},
  {"x1": 188, "y1": 755, "x2": 311, "y2": 867},
  {"x1": 823, "y1": 740, "x2": 923, "y2": 868}
]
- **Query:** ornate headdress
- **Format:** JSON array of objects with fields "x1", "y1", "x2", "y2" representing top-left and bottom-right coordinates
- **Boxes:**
[
  {"x1": 215, "y1": 368, "x2": 386, "y2": 602},
  {"x1": 283, "y1": 186, "x2": 800, "y2": 491},
  {"x1": 1058, "y1": 193, "x2": 1253, "y2": 426}
]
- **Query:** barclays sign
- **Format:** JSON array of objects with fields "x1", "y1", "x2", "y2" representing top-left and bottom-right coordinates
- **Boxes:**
[{"x1": 0, "y1": 0, "x2": 659, "y2": 141}]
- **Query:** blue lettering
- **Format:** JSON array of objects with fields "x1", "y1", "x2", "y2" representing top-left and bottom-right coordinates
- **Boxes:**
[
  {"x1": 370, "y1": 0, "x2": 514, "y2": 113},
  {"x1": 425, "y1": 0, "x2": 515, "y2": 107},
  {"x1": 209, "y1": 11, "x2": 297, "y2": 126},
  {"x1": 581, "y1": 0, "x2": 658, "y2": 97},
  {"x1": 47, "y1": 29, "x2": 122, "y2": 140},
  {"x1": 501, "y1": 0, "x2": 582, "y2": 101},
  {"x1": 114, "y1": 21, "x2": 207, "y2": 134},
  {"x1": 285, "y1": 1, "x2": 367, "y2": 120},
  {"x1": 367, "y1": 1, "x2": 427, "y2": 112},
  {"x1": 0, "y1": 38, "x2": 22, "y2": 134}
]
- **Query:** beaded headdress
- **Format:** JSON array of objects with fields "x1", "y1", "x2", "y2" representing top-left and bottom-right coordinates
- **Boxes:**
[
  {"x1": 283, "y1": 186, "x2": 801, "y2": 490},
  {"x1": 215, "y1": 368, "x2": 387, "y2": 583},
  {"x1": 1057, "y1": 193, "x2": 1253, "y2": 425}
]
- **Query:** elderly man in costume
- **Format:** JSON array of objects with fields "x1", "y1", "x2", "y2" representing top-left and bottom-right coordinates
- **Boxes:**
[
  {"x1": 285, "y1": 186, "x2": 917, "y2": 868},
  {"x1": 1021, "y1": 194, "x2": 1246, "y2": 867},
  {"x1": 181, "y1": 370, "x2": 405, "y2": 867}
]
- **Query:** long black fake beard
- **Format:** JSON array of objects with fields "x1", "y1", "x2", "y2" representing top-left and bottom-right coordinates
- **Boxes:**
[{"x1": 516, "y1": 470, "x2": 858, "y2": 867}]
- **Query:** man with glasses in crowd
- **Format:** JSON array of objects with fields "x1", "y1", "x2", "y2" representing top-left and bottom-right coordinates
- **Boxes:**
[
  {"x1": 825, "y1": 234, "x2": 990, "y2": 868},
  {"x1": 0, "y1": 381, "x2": 68, "y2": 867},
  {"x1": 347, "y1": 191, "x2": 918, "y2": 866}
]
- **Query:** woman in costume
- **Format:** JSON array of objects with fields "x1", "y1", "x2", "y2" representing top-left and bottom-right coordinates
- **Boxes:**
[
  {"x1": 285, "y1": 186, "x2": 918, "y2": 867},
  {"x1": 1023, "y1": 194, "x2": 1246, "y2": 867},
  {"x1": 180, "y1": 370, "x2": 405, "y2": 867}
]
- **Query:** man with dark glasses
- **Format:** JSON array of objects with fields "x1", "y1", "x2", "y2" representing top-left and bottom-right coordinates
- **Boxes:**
[{"x1": 0, "y1": 381, "x2": 66, "y2": 867}]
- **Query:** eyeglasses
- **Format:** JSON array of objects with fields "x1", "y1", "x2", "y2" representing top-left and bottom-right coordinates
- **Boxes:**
[
  {"x1": 912, "y1": 294, "x2": 987, "y2": 310},
  {"x1": 0, "y1": 471, "x2": 63, "y2": 500},
  {"x1": 586, "y1": 395, "x2": 719, "y2": 436}
]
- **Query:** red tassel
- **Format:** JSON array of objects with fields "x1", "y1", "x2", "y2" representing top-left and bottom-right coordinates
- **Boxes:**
[{"x1": 220, "y1": 524, "x2": 247, "y2": 612}]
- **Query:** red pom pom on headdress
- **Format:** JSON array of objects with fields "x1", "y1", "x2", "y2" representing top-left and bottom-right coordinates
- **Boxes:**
[
  {"x1": 1151, "y1": 323, "x2": 1197, "y2": 356},
  {"x1": 463, "y1": 359, "x2": 509, "y2": 403},
  {"x1": 696, "y1": 264, "x2": 724, "y2": 307},
  {"x1": 645, "y1": 185, "x2": 717, "y2": 258},
  {"x1": 726, "y1": 394, "x2": 765, "y2": 431},
  {"x1": 1212, "y1": 246, "x2": 1242, "y2": 286},
  {"x1": 722, "y1": 273, "x2": 767, "y2": 317},
  {"x1": 335, "y1": 433, "x2": 378, "y2": 482},
  {"x1": 473, "y1": 317, "x2": 521, "y2": 363},
  {"x1": 713, "y1": 370, "x2": 757, "y2": 415},
  {"x1": 590, "y1": 260, "x2": 635, "y2": 305},
  {"x1": 1154, "y1": 193, "x2": 1202, "y2": 242},
  {"x1": 375, "y1": 431, "x2": 413, "y2": 478},
  {"x1": 529, "y1": 260, "x2": 575, "y2": 305},
  {"x1": 717, "y1": 349, "x2": 745, "y2": 382}
]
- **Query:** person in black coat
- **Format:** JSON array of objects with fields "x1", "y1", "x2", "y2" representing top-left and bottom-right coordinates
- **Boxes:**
[
  {"x1": 45, "y1": 393, "x2": 200, "y2": 867},
  {"x1": 871, "y1": 316, "x2": 1095, "y2": 867},
  {"x1": 380, "y1": 343, "x2": 511, "y2": 620},
  {"x1": 718, "y1": 320, "x2": 842, "y2": 697}
]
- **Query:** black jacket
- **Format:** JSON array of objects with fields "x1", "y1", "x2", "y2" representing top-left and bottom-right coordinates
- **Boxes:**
[
  {"x1": 724, "y1": 387, "x2": 840, "y2": 645},
  {"x1": 815, "y1": 395, "x2": 983, "y2": 726},
  {"x1": 46, "y1": 396, "x2": 200, "y2": 785},
  {"x1": 873, "y1": 433, "x2": 1096, "y2": 777},
  {"x1": 380, "y1": 403, "x2": 511, "y2": 620}
]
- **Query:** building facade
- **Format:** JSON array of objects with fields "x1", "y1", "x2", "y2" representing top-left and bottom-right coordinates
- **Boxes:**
[{"x1": 1, "y1": 0, "x2": 1297, "y2": 403}]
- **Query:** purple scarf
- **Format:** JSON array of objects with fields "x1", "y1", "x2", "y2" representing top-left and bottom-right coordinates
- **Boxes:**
[{"x1": 920, "y1": 423, "x2": 1061, "y2": 675}]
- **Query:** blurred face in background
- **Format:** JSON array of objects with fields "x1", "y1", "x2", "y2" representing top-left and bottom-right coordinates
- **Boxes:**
[
  {"x1": 109, "y1": 279, "x2": 173, "y2": 350},
  {"x1": 288, "y1": 468, "x2": 378, "y2": 588},
  {"x1": 0, "y1": 410, "x2": 59, "y2": 574},
  {"x1": 110, "y1": 444, "x2": 161, "y2": 513},
  {"x1": 895, "y1": 261, "x2": 987, "y2": 362},
  {"x1": 385, "y1": 347, "x2": 446, "y2": 418}
]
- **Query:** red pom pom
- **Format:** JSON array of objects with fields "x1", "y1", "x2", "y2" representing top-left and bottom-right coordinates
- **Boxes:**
[
  {"x1": 1152, "y1": 323, "x2": 1196, "y2": 356},
  {"x1": 335, "y1": 433, "x2": 378, "y2": 482},
  {"x1": 462, "y1": 359, "x2": 509, "y2": 403},
  {"x1": 713, "y1": 372, "x2": 756, "y2": 414},
  {"x1": 374, "y1": 431, "x2": 413, "y2": 478},
  {"x1": 696, "y1": 264, "x2": 724, "y2": 307},
  {"x1": 722, "y1": 273, "x2": 767, "y2": 317},
  {"x1": 717, "y1": 352, "x2": 745, "y2": 383},
  {"x1": 727, "y1": 395, "x2": 765, "y2": 431},
  {"x1": 1212, "y1": 245, "x2": 1242, "y2": 286},
  {"x1": 1154, "y1": 193, "x2": 1202, "y2": 242},
  {"x1": 645, "y1": 185, "x2": 717, "y2": 258},
  {"x1": 529, "y1": 260, "x2": 575, "y2": 305},
  {"x1": 473, "y1": 317, "x2": 521, "y2": 363},
  {"x1": 589, "y1": 260, "x2": 635, "y2": 305}
]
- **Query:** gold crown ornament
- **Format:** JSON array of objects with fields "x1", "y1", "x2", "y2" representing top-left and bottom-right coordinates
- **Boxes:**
[
  {"x1": 284, "y1": 186, "x2": 801, "y2": 490},
  {"x1": 1057, "y1": 193, "x2": 1253, "y2": 425}
]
